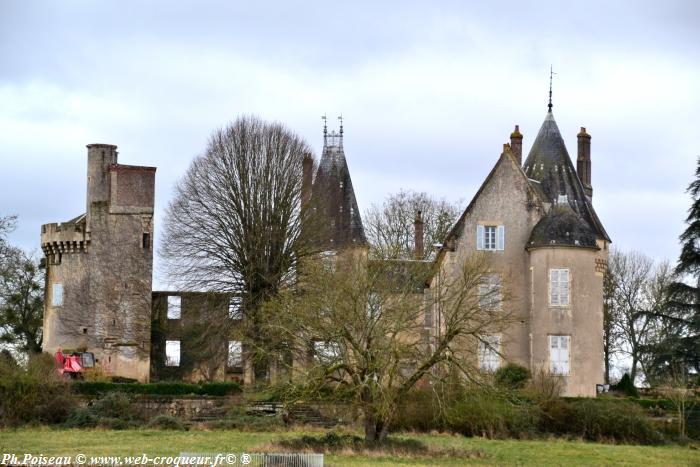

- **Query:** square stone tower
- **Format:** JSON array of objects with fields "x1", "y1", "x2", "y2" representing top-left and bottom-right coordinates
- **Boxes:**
[{"x1": 42, "y1": 144, "x2": 156, "y2": 382}]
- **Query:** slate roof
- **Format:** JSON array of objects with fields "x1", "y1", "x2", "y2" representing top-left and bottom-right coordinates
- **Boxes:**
[
  {"x1": 523, "y1": 110, "x2": 610, "y2": 248},
  {"x1": 310, "y1": 132, "x2": 367, "y2": 249}
]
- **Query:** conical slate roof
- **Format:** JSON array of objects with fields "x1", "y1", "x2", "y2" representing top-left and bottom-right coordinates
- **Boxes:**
[
  {"x1": 310, "y1": 131, "x2": 367, "y2": 249},
  {"x1": 524, "y1": 110, "x2": 610, "y2": 247}
]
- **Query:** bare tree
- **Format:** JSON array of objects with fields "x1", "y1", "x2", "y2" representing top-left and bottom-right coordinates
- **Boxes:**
[
  {"x1": 261, "y1": 252, "x2": 513, "y2": 442},
  {"x1": 607, "y1": 249, "x2": 673, "y2": 384},
  {"x1": 160, "y1": 116, "x2": 316, "y2": 381},
  {"x1": 364, "y1": 190, "x2": 461, "y2": 260}
]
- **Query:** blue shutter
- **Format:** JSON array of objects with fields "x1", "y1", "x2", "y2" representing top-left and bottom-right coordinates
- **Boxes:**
[
  {"x1": 497, "y1": 225, "x2": 505, "y2": 250},
  {"x1": 476, "y1": 225, "x2": 484, "y2": 250}
]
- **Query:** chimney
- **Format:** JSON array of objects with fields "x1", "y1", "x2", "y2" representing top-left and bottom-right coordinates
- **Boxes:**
[
  {"x1": 86, "y1": 143, "x2": 118, "y2": 231},
  {"x1": 302, "y1": 153, "x2": 313, "y2": 208},
  {"x1": 510, "y1": 125, "x2": 523, "y2": 165},
  {"x1": 414, "y1": 210, "x2": 424, "y2": 260},
  {"x1": 577, "y1": 127, "x2": 592, "y2": 197}
]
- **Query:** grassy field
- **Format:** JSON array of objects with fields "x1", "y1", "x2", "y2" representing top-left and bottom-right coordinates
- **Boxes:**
[{"x1": 0, "y1": 428, "x2": 698, "y2": 466}]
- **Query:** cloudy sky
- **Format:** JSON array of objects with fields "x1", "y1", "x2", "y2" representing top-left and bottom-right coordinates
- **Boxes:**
[{"x1": 1, "y1": 0, "x2": 698, "y2": 284}]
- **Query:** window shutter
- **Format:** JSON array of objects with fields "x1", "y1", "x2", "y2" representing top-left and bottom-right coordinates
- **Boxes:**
[
  {"x1": 497, "y1": 225, "x2": 505, "y2": 250},
  {"x1": 561, "y1": 336, "x2": 570, "y2": 374},
  {"x1": 52, "y1": 283, "x2": 63, "y2": 307},
  {"x1": 476, "y1": 225, "x2": 484, "y2": 250}
]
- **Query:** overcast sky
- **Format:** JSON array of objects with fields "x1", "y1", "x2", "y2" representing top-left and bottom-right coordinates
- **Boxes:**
[{"x1": 1, "y1": 0, "x2": 698, "y2": 286}]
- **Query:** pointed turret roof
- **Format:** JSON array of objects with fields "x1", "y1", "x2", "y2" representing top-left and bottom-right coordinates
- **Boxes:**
[
  {"x1": 524, "y1": 110, "x2": 610, "y2": 247},
  {"x1": 310, "y1": 123, "x2": 367, "y2": 249}
]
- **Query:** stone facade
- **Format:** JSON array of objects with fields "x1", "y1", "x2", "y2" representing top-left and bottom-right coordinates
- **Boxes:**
[
  {"x1": 41, "y1": 105, "x2": 609, "y2": 395},
  {"x1": 42, "y1": 144, "x2": 155, "y2": 382},
  {"x1": 428, "y1": 108, "x2": 610, "y2": 396}
]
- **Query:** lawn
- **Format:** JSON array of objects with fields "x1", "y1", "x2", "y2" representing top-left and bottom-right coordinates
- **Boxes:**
[{"x1": 0, "y1": 428, "x2": 698, "y2": 466}]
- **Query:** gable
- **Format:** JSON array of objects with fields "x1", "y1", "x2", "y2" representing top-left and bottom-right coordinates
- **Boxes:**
[{"x1": 434, "y1": 146, "x2": 545, "y2": 269}]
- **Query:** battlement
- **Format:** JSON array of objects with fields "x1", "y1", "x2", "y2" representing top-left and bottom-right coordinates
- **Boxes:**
[{"x1": 41, "y1": 215, "x2": 88, "y2": 256}]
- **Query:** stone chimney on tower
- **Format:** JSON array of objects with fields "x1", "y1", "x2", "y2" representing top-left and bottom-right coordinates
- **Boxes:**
[
  {"x1": 577, "y1": 127, "x2": 592, "y2": 197},
  {"x1": 510, "y1": 125, "x2": 523, "y2": 165},
  {"x1": 414, "y1": 210, "x2": 424, "y2": 260}
]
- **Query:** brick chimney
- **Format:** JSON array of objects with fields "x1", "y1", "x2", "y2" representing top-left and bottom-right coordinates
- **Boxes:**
[
  {"x1": 302, "y1": 153, "x2": 313, "y2": 208},
  {"x1": 510, "y1": 125, "x2": 523, "y2": 165},
  {"x1": 577, "y1": 127, "x2": 592, "y2": 197},
  {"x1": 414, "y1": 210, "x2": 424, "y2": 260}
]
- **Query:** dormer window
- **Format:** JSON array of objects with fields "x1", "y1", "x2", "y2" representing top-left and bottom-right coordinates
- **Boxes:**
[{"x1": 557, "y1": 194, "x2": 568, "y2": 204}]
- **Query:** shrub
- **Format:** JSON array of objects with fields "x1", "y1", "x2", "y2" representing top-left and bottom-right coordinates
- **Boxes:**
[
  {"x1": 73, "y1": 381, "x2": 241, "y2": 396},
  {"x1": 0, "y1": 353, "x2": 76, "y2": 426},
  {"x1": 445, "y1": 390, "x2": 539, "y2": 439},
  {"x1": 614, "y1": 373, "x2": 639, "y2": 397},
  {"x1": 64, "y1": 408, "x2": 98, "y2": 428},
  {"x1": 391, "y1": 389, "x2": 446, "y2": 432},
  {"x1": 90, "y1": 392, "x2": 135, "y2": 420},
  {"x1": 494, "y1": 364, "x2": 530, "y2": 390},
  {"x1": 525, "y1": 366, "x2": 563, "y2": 401},
  {"x1": 147, "y1": 414, "x2": 185, "y2": 430},
  {"x1": 541, "y1": 398, "x2": 662, "y2": 444}
]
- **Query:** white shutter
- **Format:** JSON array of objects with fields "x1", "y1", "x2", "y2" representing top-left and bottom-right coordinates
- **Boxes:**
[
  {"x1": 476, "y1": 225, "x2": 484, "y2": 250},
  {"x1": 52, "y1": 283, "x2": 63, "y2": 307},
  {"x1": 550, "y1": 270, "x2": 560, "y2": 305},
  {"x1": 549, "y1": 335, "x2": 570, "y2": 375},
  {"x1": 497, "y1": 225, "x2": 505, "y2": 250},
  {"x1": 549, "y1": 336, "x2": 556, "y2": 373},
  {"x1": 560, "y1": 336, "x2": 570, "y2": 374},
  {"x1": 560, "y1": 270, "x2": 569, "y2": 305}
]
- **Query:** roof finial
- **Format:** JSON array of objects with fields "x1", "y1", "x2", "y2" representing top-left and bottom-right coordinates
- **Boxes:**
[
  {"x1": 322, "y1": 114, "x2": 328, "y2": 146},
  {"x1": 548, "y1": 65, "x2": 556, "y2": 112},
  {"x1": 337, "y1": 114, "x2": 344, "y2": 148}
]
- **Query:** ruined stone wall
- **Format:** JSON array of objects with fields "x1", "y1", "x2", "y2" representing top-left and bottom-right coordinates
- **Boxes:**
[
  {"x1": 42, "y1": 144, "x2": 155, "y2": 382},
  {"x1": 151, "y1": 292, "x2": 241, "y2": 383}
]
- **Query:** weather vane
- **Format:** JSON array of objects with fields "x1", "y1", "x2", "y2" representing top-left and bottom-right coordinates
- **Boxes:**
[
  {"x1": 321, "y1": 114, "x2": 327, "y2": 135},
  {"x1": 548, "y1": 65, "x2": 557, "y2": 112},
  {"x1": 338, "y1": 114, "x2": 343, "y2": 136}
]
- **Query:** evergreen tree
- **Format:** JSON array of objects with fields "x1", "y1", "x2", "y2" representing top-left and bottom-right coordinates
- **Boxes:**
[{"x1": 651, "y1": 158, "x2": 700, "y2": 378}]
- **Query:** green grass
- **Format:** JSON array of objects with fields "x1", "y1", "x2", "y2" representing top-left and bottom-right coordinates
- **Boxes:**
[{"x1": 0, "y1": 428, "x2": 698, "y2": 466}]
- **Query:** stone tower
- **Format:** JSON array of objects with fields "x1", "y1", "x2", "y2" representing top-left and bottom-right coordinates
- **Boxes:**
[
  {"x1": 42, "y1": 144, "x2": 156, "y2": 381},
  {"x1": 523, "y1": 107, "x2": 610, "y2": 396},
  {"x1": 308, "y1": 117, "x2": 367, "y2": 251}
]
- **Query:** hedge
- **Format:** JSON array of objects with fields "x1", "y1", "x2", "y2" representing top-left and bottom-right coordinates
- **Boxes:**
[{"x1": 73, "y1": 381, "x2": 242, "y2": 396}]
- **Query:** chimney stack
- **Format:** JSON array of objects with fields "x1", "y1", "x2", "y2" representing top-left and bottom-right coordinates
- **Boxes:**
[
  {"x1": 414, "y1": 210, "x2": 424, "y2": 260},
  {"x1": 510, "y1": 125, "x2": 523, "y2": 165},
  {"x1": 302, "y1": 153, "x2": 313, "y2": 208},
  {"x1": 577, "y1": 127, "x2": 592, "y2": 197}
]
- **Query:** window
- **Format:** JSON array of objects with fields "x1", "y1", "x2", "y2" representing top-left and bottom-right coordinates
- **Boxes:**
[
  {"x1": 476, "y1": 225, "x2": 504, "y2": 251},
  {"x1": 165, "y1": 340, "x2": 181, "y2": 366},
  {"x1": 52, "y1": 283, "x2": 63, "y2": 307},
  {"x1": 366, "y1": 292, "x2": 381, "y2": 319},
  {"x1": 550, "y1": 269, "x2": 570, "y2": 306},
  {"x1": 142, "y1": 233, "x2": 150, "y2": 249},
  {"x1": 549, "y1": 335, "x2": 570, "y2": 375},
  {"x1": 478, "y1": 274, "x2": 502, "y2": 310},
  {"x1": 314, "y1": 341, "x2": 340, "y2": 363},
  {"x1": 228, "y1": 296, "x2": 243, "y2": 320},
  {"x1": 167, "y1": 296, "x2": 181, "y2": 319},
  {"x1": 228, "y1": 341, "x2": 243, "y2": 367},
  {"x1": 320, "y1": 250, "x2": 336, "y2": 272},
  {"x1": 479, "y1": 335, "x2": 501, "y2": 372}
]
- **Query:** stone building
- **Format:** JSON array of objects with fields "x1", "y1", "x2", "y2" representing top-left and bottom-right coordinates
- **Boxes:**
[
  {"x1": 42, "y1": 144, "x2": 155, "y2": 382},
  {"x1": 429, "y1": 104, "x2": 610, "y2": 396},
  {"x1": 41, "y1": 102, "x2": 609, "y2": 394}
]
